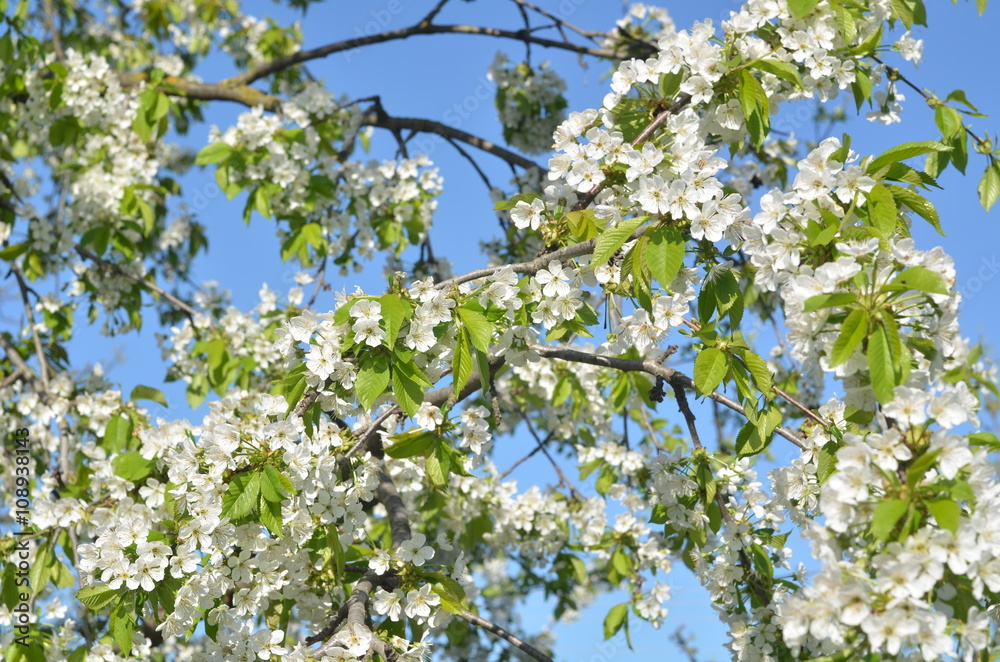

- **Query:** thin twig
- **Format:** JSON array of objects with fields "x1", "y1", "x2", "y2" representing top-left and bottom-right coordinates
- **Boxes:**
[
  {"x1": 76, "y1": 247, "x2": 197, "y2": 323},
  {"x1": 458, "y1": 611, "x2": 553, "y2": 662},
  {"x1": 12, "y1": 268, "x2": 50, "y2": 392},
  {"x1": 528, "y1": 344, "x2": 806, "y2": 448}
]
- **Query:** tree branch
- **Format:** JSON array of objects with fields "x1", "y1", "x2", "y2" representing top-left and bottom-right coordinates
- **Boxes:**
[
  {"x1": 76, "y1": 247, "x2": 198, "y2": 323},
  {"x1": 11, "y1": 268, "x2": 50, "y2": 392},
  {"x1": 528, "y1": 344, "x2": 806, "y2": 448},
  {"x1": 458, "y1": 610, "x2": 553, "y2": 662},
  {"x1": 225, "y1": 23, "x2": 623, "y2": 88},
  {"x1": 359, "y1": 111, "x2": 541, "y2": 171}
]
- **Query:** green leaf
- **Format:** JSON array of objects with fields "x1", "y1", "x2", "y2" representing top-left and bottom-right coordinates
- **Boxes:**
[
  {"x1": 452, "y1": 328, "x2": 473, "y2": 396},
  {"x1": 978, "y1": 160, "x2": 1000, "y2": 212},
  {"x1": 830, "y1": 309, "x2": 868, "y2": 367},
  {"x1": 802, "y1": 292, "x2": 857, "y2": 313},
  {"x1": 845, "y1": 26, "x2": 883, "y2": 57},
  {"x1": 926, "y1": 498, "x2": 960, "y2": 533},
  {"x1": 195, "y1": 142, "x2": 232, "y2": 166},
  {"x1": 223, "y1": 471, "x2": 261, "y2": 520},
  {"x1": 77, "y1": 585, "x2": 120, "y2": 611},
  {"x1": 565, "y1": 209, "x2": 599, "y2": 240},
  {"x1": 885, "y1": 184, "x2": 944, "y2": 235},
  {"x1": 355, "y1": 354, "x2": 390, "y2": 411},
  {"x1": 868, "y1": 324, "x2": 896, "y2": 404},
  {"x1": 750, "y1": 59, "x2": 803, "y2": 88},
  {"x1": 112, "y1": 451, "x2": 155, "y2": 482},
  {"x1": 259, "y1": 495, "x2": 282, "y2": 535},
  {"x1": 457, "y1": 306, "x2": 494, "y2": 352},
  {"x1": 694, "y1": 348, "x2": 728, "y2": 395},
  {"x1": 887, "y1": 266, "x2": 949, "y2": 295},
  {"x1": 787, "y1": 0, "x2": 820, "y2": 17},
  {"x1": 935, "y1": 106, "x2": 962, "y2": 139},
  {"x1": 870, "y1": 498, "x2": 908, "y2": 542},
  {"x1": 430, "y1": 575, "x2": 468, "y2": 614},
  {"x1": 866, "y1": 183, "x2": 898, "y2": 236},
  {"x1": 867, "y1": 141, "x2": 951, "y2": 174},
  {"x1": 379, "y1": 293, "x2": 408, "y2": 347},
  {"x1": 739, "y1": 69, "x2": 770, "y2": 148},
  {"x1": 603, "y1": 603, "x2": 629, "y2": 640},
  {"x1": 493, "y1": 192, "x2": 540, "y2": 211},
  {"x1": 646, "y1": 225, "x2": 686, "y2": 288},
  {"x1": 392, "y1": 360, "x2": 426, "y2": 418},
  {"x1": 946, "y1": 89, "x2": 980, "y2": 112},
  {"x1": 592, "y1": 216, "x2": 649, "y2": 267},
  {"x1": 0, "y1": 242, "x2": 29, "y2": 261},
  {"x1": 611, "y1": 547, "x2": 634, "y2": 577},
  {"x1": 906, "y1": 448, "x2": 942, "y2": 488},
  {"x1": 110, "y1": 593, "x2": 137, "y2": 657},
  {"x1": 425, "y1": 443, "x2": 450, "y2": 487},
  {"x1": 742, "y1": 351, "x2": 774, "y2": 398},
  {"x1": 384, "y1": 429, "x2": 436, "y2": 458},
  {"x1": 130, "y1": 384, "x2": 168, "y2": 408},
  {"x1": 103, "y1": 414, "x2": 133, "y2": 453},
  {"x1": 260, "y1": 465, "x2": 287, "y2": 503}
]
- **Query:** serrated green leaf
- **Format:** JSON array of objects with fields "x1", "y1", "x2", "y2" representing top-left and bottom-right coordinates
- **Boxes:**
[
  {"x1": 379, "y1": 293, "x2": 408, "y2": 347},
  {"x1": 887, "y1": 266, "x2": 948, "y2": 295},
  {"x1": 802, "y1": 292, "x2": 857, "y2": 313},
  {"x1": 694, "y1": 347, "x2": 728, "y2": 395},
  {"x1": 592, "y1": 216, "x2": 649, "y2": 267},
  {"x1": 223, "y1": 471, "x2": 261, "y2": 520},
  {"x1": 384, "y1": 429, "x2": 436, "y2": 458},
  {"x1": 130, "y1": 384, "x2": 168, "y2": 408},
  {"x1": 355, "y1": 354, "x2": 390, "y2": 411},
  {"x1": 867, "y1": 183, "x2": 898, "y2": 236},
  {"x1": 195, "y1": 142, "x2": 232, "y2": 166},
  {"x1": 77, "y1": 585, "x2": 120, "y2": 611},
  {"x1": 978, "y1": 161, "x2": 1000, "y2": 212},
  {"x1": 742, "y1": 351, "x2": 774, "y2": 398},
  {"x1": 868, "y1": 324, "x2": 896, "y2": 403},
  {"x1": 392, "y1": 361, "x2": 425, "y2": 418},
  {"x1": 830, "y1": 308, "x2": 868, "y2": 367},
  {"x1": 787, "y1": 0, "x2": 820, "y2": 17},
  {"x1": 926, "y1": 498, "x2": 960, "y2": 533},
  {"x1": 425, "y1": 443, "x2": 450, "y2": 487},
  {"x1": 260, "y1": 465, "x2": 285, "y2": 503},
  {"x1": 750, "y1": 59, "x2": 803, "y2": 88},
  {"x1": 103, "y1": 414, "x2": 133, "y2": 453},
  {"x1": 259, "y1": 495, "x2": 282, "y2": 535},
  {"x1": 870, "y1": 498, "x2": 908, "y2": 542},
  {"x1": 603, "y1": 603, "x2": 629, "y2": 640},
  {"x1": 884, "y1": 184, "x2": 944, "y2": 235},
  {"x1": 457, "y1": 306, "x2": 493, "y2": 352},
  {"x1": 112, "y1": 451, "x2": 155, "y2": 482},
  {"x1": 646, "y1": 225, "x2": 686, "y2": 288},
  {"x1": 452, "y1": 328, "x2": 473, "y2": 396},
  {"x1": 868, "y1": 141, "x2": 951, "y2": 174}
]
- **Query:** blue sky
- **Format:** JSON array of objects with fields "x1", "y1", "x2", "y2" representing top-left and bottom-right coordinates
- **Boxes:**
[{"x1": 30, "y1": 1, "x2": 1000, "y2": 659}]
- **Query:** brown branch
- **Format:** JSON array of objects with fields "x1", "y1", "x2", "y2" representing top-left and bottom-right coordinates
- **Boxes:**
[
  {"x1": 669, "y1": 382, "x2": 772, "y2": 608},
  {"x1": 433, "y1": 224, "x2": 651, "y2": 292},
  {"x1": 523, "y1": 416, "x2": 583, "y2": 499},
  {"x1": 42, "y1": 0, "x2": 65, "y2": 63},
  {"x1": 498, "y1": 428, "x2": 554, "y2": 479},
  {"x1": 11, "y1": 268, "x2": 49, "y2": 392},
  {"x1": 458, "y1": 610, "x2": 553, "y2": 662},
  {"x1": 528, "y1": 344, "x2": 805, "y2": 449},
  {"x1": 572, "y1": 93, "x2": 692, "y2": 212},
  {"x1": 359, "y1": 111, "x2": 541, "y2": 171},
  {"x1": 225, "y1": 23, "x2": 624, "y2": 88},
  {"x1": 871, "y1": 56, "x2": 989, "y2": 151},
  {"x1": 75, "y1": 247, "x2": 197, "y2": 323}
]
